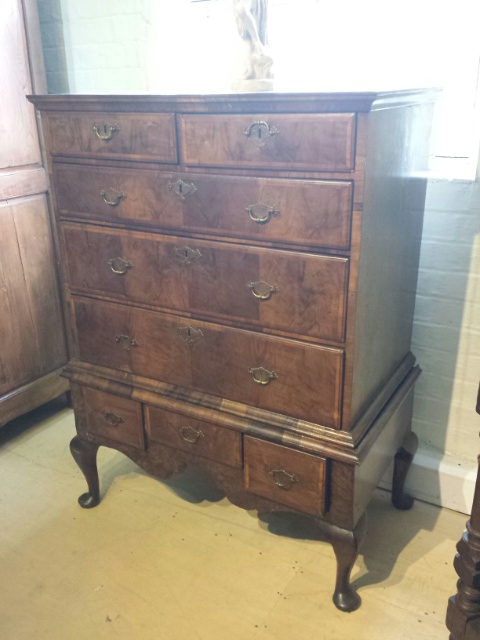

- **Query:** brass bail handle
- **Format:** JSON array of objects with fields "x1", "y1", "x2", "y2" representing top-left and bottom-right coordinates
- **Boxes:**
[
  {"x1": 269, "y1": 468, "x2": 299, "y2": 490},
  {"x1": 100, "y1": 187, "x2": 126, "y2": 207},
  {"x1": 108, "y1": 257, "x2": 133, "y2": 276},
  {"x1": 248, "y1": 366, "x2": 278, "y2": 385},
  {"x1": 93, "y1": 122, "x2": 120, "y2": 141},
  {"x1": 248, "y1": 281, "x2": 279, "y2": 301},
  {"x1": 179, "y1": 425, "x2": 204, "y2": 444},
  {"x1": 245, "y1": 202, "x2": 279, "y2": 225},
  {"x1": 243, "y1": 121, "x2": 279, "y2": 148},
  {"x1": 101, "y1": 411, "x2": 125, "y2": 426}
]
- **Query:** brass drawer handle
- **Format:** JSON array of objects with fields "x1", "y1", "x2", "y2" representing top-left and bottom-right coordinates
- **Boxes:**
[
  {"x1": 245, "y1": 202, "x2": 279, "y2": 225},
  {"x1": 115, "y1": 334, "x2": 139, "y2": 351},
  {"x1": 108, "y1": 257, "x2": 133, "y2": 276},
  {"x1": 248, "y1": 366, "x2": 278, "y2": 385},
  {"x1": 100, "y1": 187, "x2": 126, "y2": 206},
  {"x1": 243, "y1": 121, "x2": 279, "y2": 148},
  {"x1": 173, "y1": 245, "x2": 203, "y2": 266},
  {"x1": 93, "y1": 122, "x2": 119, "y2": 141},
  {"x1": 179, "y1": 425, "x2": 204, "y2": 444},
  {"x1": 248, "y1": 281, "x2": 279, "y2": 301},
  {"x1": 269, "y1": 468, "x2": 299, "y2": 490},
  {"x1": 102, "y1": 411, "x2": 124, "y2": 426},
  {"x1": 168, "y1": 179, "x2": 198, "y2": 201}
]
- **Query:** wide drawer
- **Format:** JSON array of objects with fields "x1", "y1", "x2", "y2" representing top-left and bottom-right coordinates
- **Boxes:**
[
  {"x1": 53, "y1": 164, "x2": 353, "y2": 250},
  {"x1": 179, "y1": 113, "x2": 356, "y2": 171},
  {"x1": 244, "y1": 437, "x2": 327, "y2": 515},
  {"x1": 71, "y1": 383, "x2": 145, "y2": 449},
  {"x1": 73, "y1": 298, "x2": 343, "y2": 428},
  {"x1": 145, "y1": 406, "x2": 242, "y2": 468},
  {"x1": 45, "y1": 112, "x2": 177, "y2": 163},
  {"x1": 63, "y1": 224, "x2": 348, "y2": 342}
]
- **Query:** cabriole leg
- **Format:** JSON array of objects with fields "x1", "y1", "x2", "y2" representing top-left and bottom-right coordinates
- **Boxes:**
[
  {"x1": 392, "y1": 431, "x2": 418, "y2": 510},
  {"x1": 70, "y1": 435, "x2": 100, "y2": 508},
  {"x1": 324, "y1": 512, "x2": 367, "y2": 612}
]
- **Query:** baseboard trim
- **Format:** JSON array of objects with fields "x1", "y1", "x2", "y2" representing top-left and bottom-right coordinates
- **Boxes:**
[{"x1": 379, "y1": 445, "x2": 477, "y2": 515}]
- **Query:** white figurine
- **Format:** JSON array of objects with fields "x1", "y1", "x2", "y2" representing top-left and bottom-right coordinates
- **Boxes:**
[{"x1": 232, "y1": 0, "x2": 273, "y2": 90}]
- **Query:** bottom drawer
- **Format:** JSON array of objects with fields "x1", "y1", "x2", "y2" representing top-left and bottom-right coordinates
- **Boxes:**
[
  {"x1": 72, "y1": 384, "x2": 145, "y2": 449},
  {"x1": 145, "y1": 405, "x2": 242, "y2": 468},
  {"x1": 244, "y1": 436, "x2": 327, "y2": 515}
]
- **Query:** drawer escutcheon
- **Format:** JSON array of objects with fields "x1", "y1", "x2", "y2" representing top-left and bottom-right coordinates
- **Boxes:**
[
  {"x1": 176, "y1": 325, "x2": 204, "y2": 346},
  {"x1": 115, "y1": 334, "x2": 139, "y2": 351},
  {"x1": 172, "y1": 245, "x2": 203, "y2": 266},
  {"x1": 168, "y1": 179, "x2": 198, "y2": 201}
]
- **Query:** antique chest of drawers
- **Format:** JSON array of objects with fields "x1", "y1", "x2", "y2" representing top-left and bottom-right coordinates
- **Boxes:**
[{"x1": 30, "y1": 91, "x2": 435, "y2": 611}]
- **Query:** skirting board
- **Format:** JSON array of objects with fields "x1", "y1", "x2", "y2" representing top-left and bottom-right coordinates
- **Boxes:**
[{"x1": 379, "y1": 444, "x2": 477, "y2": 515}]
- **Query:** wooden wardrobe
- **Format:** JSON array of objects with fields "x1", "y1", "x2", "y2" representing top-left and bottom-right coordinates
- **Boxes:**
[{"x1": 0, "y1": 0, "x2": 67, "y2": 428}]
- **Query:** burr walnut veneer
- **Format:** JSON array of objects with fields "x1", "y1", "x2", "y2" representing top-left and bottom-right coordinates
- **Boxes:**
[{"x1": 30, "y1": 91, "x2": 435, "y2": 611}]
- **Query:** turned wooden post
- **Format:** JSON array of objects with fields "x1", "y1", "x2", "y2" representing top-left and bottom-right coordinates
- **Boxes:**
[{"x1": 446, "y1": 383, "x2": 480, "y2": 640}]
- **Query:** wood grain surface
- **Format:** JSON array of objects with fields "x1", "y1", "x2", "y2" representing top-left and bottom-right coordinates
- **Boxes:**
[
  {"x1": 244, "y1": 436, "x2": 327, "y2": 515},
  {"x1": 146, "y1": 404, "x2": 242, "y2": 468},
  {"x1": 0, "y1": 195, "x2": 66, "y2": 397},
  {"x1": 73, "y1": 297, "x2": 344, "y2": 428},
  {"x1": 53, "y1": 163, "x2": 353, "y2": 250},
  {"x1": 62, "y1": 223, "x2": 348, "y2": 342},
  {"x1": 179, "y1": 113, "x2": 356, "y2": 171},
  {"x1": 46, "y1": 112, "x2": 177, "y2": 162},
  {"x1": 72, "y1": 384, "x2": 145, "y2": 449}
]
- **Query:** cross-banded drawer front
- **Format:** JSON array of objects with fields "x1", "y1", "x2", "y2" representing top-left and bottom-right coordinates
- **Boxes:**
[
  {"x1": 145, "y1": 406, "x2": 242, "y2": 468},
  {"x1": 46, "y1": 112, "x2": 177, "y2": 163},
  {"x1": 72, "y1": 384, "x2": 145, "y2": 449},
  {"x1": 179, "y1": 113, "x2": 356, "y2": 171},
  {"x1": 74, "y1": 298, "x2": 343, "y2": 428},
  {"x1": 63, "y1": 224, "x2": 348, "y2": 342},
  {"x1": 244, "y1": 436, "x2": 327, "y2": 515},
  {"x1": 53, "y1": 164, "x2": 353, "y2": 250}
]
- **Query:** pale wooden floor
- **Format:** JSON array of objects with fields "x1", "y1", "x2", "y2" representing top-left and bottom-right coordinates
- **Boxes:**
[{"x1": 0, "y1": 397, "x2": 466, "y2": 640}]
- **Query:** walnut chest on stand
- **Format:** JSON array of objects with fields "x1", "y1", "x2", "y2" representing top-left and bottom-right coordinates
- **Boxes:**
[{"x1": 29, "y1": 90, "x2": 435, "y2": 611}]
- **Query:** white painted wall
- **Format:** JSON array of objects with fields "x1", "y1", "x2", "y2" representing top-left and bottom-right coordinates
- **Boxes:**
[
  {"x1": 380, "y1": 179, "x2": 480, "y2": 514},
  {"x1": 60, "y1": 0, "x2": 152, "y2": 93}
]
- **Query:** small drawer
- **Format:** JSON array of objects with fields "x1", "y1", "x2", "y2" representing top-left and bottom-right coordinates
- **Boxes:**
[
  {"x1": 54, "y1": 163, "x2": 353, "y2": 250},
  {"x1": 45, "y1": 112, "x2": 177, "y2": 163},
  {"x1": 145, "y1": 406, "x2": 242, "y2": 468},
  {"x1": 244, "y1": 437, "x2": 327, "y2": 515},
  {"x1": 73, "y1": 298, "x2": 344, "y2": 428},
  {"x1": 179, "y1": 113, "x2": 356, "y2": 172},
  {"x1": 71, "y1": 384, "x2": 145, "y2": 449},
  {"x1": 63, "y1": 223, "x2": 349, "y2": 342}
]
